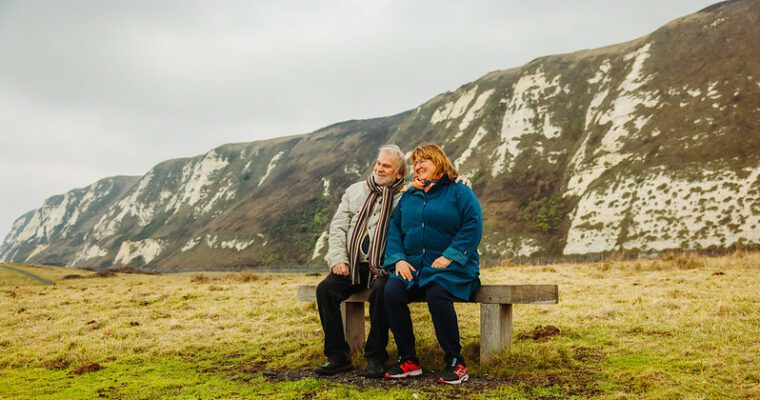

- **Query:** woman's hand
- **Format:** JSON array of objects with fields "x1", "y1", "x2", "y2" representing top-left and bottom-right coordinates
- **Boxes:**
[
  {"x1": 395, "y1": 260, "x2": 416, "y2": 281},
  {"x1": 431, "y1": 256, "x2": 452, "y2": 269}
]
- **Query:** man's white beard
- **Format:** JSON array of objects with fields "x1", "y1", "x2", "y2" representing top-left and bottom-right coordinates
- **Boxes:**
[{"x1": 373, "y1": 173, "x2": 396, "y2": 186}]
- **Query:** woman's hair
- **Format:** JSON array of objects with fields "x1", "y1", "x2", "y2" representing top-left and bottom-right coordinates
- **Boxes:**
[
  {"x1": 409, "y1": 144, "x2": 458, "y2": 180},
  {"x1": 378, "y1": 144, "x2": 407, "y2": 178}
]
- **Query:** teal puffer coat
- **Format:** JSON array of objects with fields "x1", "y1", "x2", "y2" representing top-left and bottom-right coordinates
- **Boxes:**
[{"x1": 383, "y1": 177, "x2": 483, "y2": 301}]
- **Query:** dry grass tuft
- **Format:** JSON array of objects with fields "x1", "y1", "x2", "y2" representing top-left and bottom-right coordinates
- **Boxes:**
[
  {"x1": 493, "y1": 257, "x2": 518, "y2": 268},
  {"x1": 110, "y1": 267, "x2": 160, "y2": 275},
  {"x1": 517, "y1": 325, "x2": 562, "y2": 342},
  {"x1": 660, "y1": 251, "x2": 705, "y2": 269},
  {"x1": 41, "y1": 358, "x2": 69, "y2": 370},
  {"x1": 191, "y1": 274, "x2": 209, "y2": 283},
  {"x1": 223, "y1": 271, "x2": 266, "y2": 283}
]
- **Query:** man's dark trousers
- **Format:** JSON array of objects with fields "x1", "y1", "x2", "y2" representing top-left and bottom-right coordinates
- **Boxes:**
[{"x1": 316, "y1": 262, "x2": 389, "y2": 363}]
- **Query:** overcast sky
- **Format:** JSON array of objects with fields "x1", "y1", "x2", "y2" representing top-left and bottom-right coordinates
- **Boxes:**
[{"x1": 0, "y1": 0, "x2": 717, "y2": 237}]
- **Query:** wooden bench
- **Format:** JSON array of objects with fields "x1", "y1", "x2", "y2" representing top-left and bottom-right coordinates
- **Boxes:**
[{"x1": 296, "y1": 284, "x2": 558, "y2": 363}]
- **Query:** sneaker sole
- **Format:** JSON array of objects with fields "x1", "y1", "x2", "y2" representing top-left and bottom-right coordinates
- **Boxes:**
[
  {"x1": 384, "y1": 369, "x2": 423, "y2": 379},
  {"x1": 438, "y1": 374, "x2": 469, "y2": 385},
  {"x1": 314, "y1": 364, "x2": 353, "y2": 376}
]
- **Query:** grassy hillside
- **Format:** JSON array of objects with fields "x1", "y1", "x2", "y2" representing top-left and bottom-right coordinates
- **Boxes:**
[
  {"x1": 1, "y1": 252, "x2": 758, "y2": 399},
  {"x1": 0, "y1": 268, "x2": 42, "y2": 286},
  {"x1": 0, "y1": 263, "x2": 81, "y2": 286}
]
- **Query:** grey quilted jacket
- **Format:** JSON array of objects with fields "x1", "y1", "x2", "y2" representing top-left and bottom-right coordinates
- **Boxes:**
[{"x1": 325, "y1": 180, "x2": 404, "y2": 268}]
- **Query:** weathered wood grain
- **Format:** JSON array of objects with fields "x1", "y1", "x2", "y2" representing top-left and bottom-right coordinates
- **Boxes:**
[
  {"x1": 297, "y1": 284, "x2": 558, "y2": 304},
  {"x1": 480, "y1": 303, "x2": 513, "y2": 364}
]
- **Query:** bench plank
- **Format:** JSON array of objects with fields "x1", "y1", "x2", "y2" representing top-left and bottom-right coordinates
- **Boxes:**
[
  {"x1": 296, "y1": 284, "x2": 558, "y2": 304},
  {"x1": 475, "y1": 285, "x2": 558, "y2": 304}
]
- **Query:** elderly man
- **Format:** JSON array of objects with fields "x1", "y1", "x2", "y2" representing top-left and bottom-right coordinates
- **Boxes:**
[{"x1": 314, "y1": 144, "x2": 407, "y2": 378}]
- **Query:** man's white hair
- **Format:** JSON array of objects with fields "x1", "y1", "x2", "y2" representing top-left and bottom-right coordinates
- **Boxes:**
[{"x1": 378, "y1": 144, "x2": 407, "y2": 178}]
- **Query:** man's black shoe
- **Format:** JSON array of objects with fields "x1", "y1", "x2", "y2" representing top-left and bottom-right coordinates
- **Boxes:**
[
  {"x1": 364, "y1": 358, "x2": 385, "y2": 378},
  {"x1": 314, "y1": 358, "x2": 352, "y2": 375}
]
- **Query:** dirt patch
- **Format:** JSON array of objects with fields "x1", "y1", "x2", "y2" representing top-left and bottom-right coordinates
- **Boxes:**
[
  {"x1": 257, "y1": 366, "x2": 506, "y2": 396},
  {"x1": 70, "y1": 362, "x2": 104, "y2": 375},
  {"x1": 251, "y1": 366, "x2": 601, "y2": 398},
  {"x1": 42, "y1": 359, "x2": 70, "y2": 370},
  {"x1": 517, "y1": 325, "x2": 561, "y2": 342},
  {"x1": 94, "y1": 271, "x2": 117, "y2": 278},
  {"x1": 62, "y1": 274, "x2": 83, "y2": 279}
]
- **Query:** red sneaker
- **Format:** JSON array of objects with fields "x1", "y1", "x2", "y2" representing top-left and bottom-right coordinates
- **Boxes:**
[
  {"x1": 384, "y1": 358, "x2": 422, "y2": 379},
  {"x1": 438, "y1": 359, "x2": 469, "y2": 385}
]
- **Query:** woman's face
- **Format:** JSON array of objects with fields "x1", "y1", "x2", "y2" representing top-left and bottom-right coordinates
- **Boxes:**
[{"x1": 414, "y1": 157, "x2": 437, "y2": 181}]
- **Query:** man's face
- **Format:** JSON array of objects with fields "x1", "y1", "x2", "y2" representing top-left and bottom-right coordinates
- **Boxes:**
[{"x1": 373, "y1": 152, "x2": 402, "y2": 187}]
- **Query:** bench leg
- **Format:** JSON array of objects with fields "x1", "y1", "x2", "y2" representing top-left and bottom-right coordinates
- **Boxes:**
[
  {"x1": 480, "y1": 303, "x2": 513, "y2": 364},
  {"x1": 341, "y1": 302, "x2": 365, "y2": 355}
]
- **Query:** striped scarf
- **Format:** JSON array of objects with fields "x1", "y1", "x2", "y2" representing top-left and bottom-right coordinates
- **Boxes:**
[
  {"x1": 412, "y1": 173, "x2": 445, "y2": 193},
  {"x1": 348, "y1": 175, "x2": 405, "y2": 286}
]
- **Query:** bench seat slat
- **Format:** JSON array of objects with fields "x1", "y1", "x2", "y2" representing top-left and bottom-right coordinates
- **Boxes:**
[{"x1": 296, "y1": 284, "x2": 558, "y2": 304}]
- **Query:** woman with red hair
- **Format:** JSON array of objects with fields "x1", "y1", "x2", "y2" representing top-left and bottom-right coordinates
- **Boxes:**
[{"x1": 382, "y1": 144, "x2": 483, "y2": 385}]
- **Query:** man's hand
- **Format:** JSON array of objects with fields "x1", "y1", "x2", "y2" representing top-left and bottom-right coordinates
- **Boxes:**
[
  {"x1": 431, "y1": 256, "x2": 452, "y2": 269},
  {"x1": 331, "y1": 263, "x2": 349, "y2": 276},
  {"x1": 395, "y1": 260, "x2": 416, "y2": 281},
  {"x1": 455, "y1": 176, "x2": 472, "y2": 188}
]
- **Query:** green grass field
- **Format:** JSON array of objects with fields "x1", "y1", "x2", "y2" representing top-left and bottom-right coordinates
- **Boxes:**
[{"x1": 1, "y1": 252, "x2": 758, "y2": 399}]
